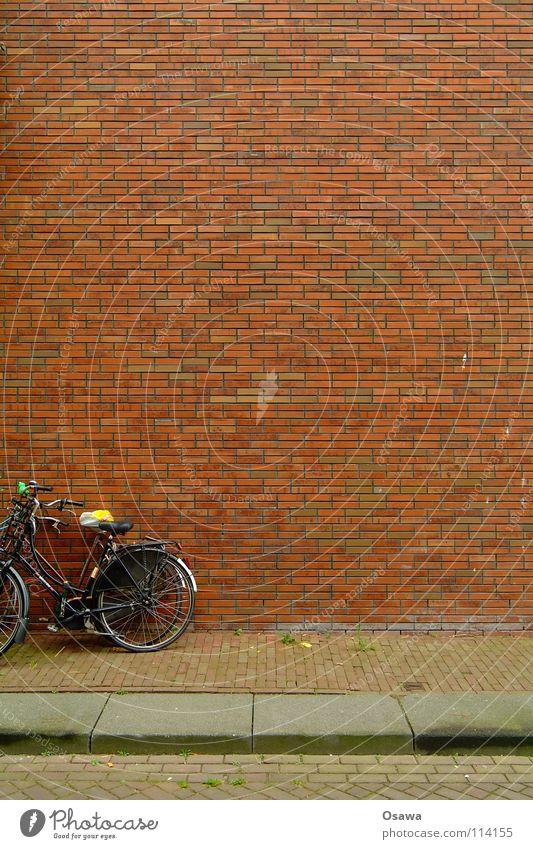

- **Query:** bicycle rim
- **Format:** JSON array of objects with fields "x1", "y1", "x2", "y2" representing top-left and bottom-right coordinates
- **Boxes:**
[
  {"x1": 0, "y1": 571, "x2": 25, "y2": 655},
  {"x1": 97, "y1": 560, "x2": 194, "y2": 651}
]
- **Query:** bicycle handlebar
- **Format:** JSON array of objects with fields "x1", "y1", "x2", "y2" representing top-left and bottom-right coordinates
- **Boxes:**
[
  {"x1": 28, "y1": 480, "x2": 53, "y2": 492},
  {"x1": 17, "y1": 483, "x2": 83, "y2": 507},
  {"x1": 42, "y1": 498, "x2": 84, "y2": 510}
]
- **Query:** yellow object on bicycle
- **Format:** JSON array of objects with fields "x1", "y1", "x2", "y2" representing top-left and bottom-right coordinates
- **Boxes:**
[{"x1": 79, "y1": 509, "x2": 114, "y2": 529}]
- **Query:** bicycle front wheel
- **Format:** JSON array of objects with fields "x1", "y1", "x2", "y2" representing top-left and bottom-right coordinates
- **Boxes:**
[
  {"x1": 96, "y1": 557, "x2": 195, "y2": 652},
  {"x1": 0, "y1": 567, "x2": 27, "y2": 656}
]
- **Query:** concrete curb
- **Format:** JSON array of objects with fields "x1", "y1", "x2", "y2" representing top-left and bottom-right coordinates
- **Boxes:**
[
  {"x1": 404, "y1": 692, "x2": 533, "y2": 755},
  {"x1": 253, "y1": 694, "x2": 412, "y2": 754},
  {"x1": 0, "y1": 692, "x2": 531, "y2": 755},
  {"x1": 92, "y1": 693, "x2": 253, "y2": 754},
  {"x1": 0, "y1": 693, "x2": 109, "y2": 755}
]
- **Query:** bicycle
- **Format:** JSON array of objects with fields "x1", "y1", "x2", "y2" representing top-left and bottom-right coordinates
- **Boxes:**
[{"x1": 0, "y1": 480, "x2": 196, "y2": 654}]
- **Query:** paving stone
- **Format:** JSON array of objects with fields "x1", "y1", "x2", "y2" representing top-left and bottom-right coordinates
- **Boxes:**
[
  {"x1": 502, "y1": 763, "x2": 533, "y2": 773},
  {"x1": 253, "y1": 694, "x2": 413, "y2": 754},
  {"x1": 307, "y1": 772, "x2": 349, "y2": 782},
  {"x1": 317, "y1": 762, "x2": 366, "y2": 773},
  {"x1": 92, "y1": 693, "x2": 253, "y2": 754}
]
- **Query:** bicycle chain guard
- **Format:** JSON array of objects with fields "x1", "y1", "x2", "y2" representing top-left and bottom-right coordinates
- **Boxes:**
[{"x1": 53, "y1": 595, "x2": 87, "y2": 630}]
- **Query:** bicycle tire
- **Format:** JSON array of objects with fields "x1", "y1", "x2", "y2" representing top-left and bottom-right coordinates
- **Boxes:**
[
  {"x1": 0, "y1": 566, "x2": 27, "y2": 656},
  {"x1": 95, "y1": 556, "x2": 195, "y2": 652}
]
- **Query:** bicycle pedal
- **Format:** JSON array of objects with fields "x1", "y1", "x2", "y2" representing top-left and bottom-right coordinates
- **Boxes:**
[{"x1": 47, "y1": 624, "x2": 61, "y2": 633}]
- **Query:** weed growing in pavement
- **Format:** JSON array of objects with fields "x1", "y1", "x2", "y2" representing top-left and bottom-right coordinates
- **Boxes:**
[
  {"x1": 292, "y1": 779, "x2": 304, "y2": 787},
  {"x1": 234, "y1": 628, "x2": 243, "y2": 636},
  {"x1": 177, "y1": 780, "x2": 189, "y2": 789},
  {"x1": 179, "y1": 748, "x2": 193, "y2": 762},
  {"x1": 230, "y1": 777, "x2": 246, "y2": 786},
  {"x1": 203, "y1": 778, "x2": 222, "y2": 787},
  {"x1": 114, "y1": 689, "x2": 129, "y2": 695},
  {"x1": 352, "y1": 624, "x2": 375, "y2": 653},
  {"x1": 116, "y1": 750, "x2": 130, "y2": 756},
  {"x1": 281, "y1": 633, "x2": 296, "y2": 646}
]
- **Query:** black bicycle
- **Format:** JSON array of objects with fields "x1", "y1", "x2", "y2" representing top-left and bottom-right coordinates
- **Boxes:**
[{"x1": 0, "y1": 480, "x2": 196, "y2": 654}]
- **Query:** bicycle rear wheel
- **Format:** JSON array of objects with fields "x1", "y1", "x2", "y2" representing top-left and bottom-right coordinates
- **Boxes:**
[
  {"x1": 96, "y1": 556, "x2": 195, "y2": 652},
  {"x1": 0, "y1": 567, "x2": 27, "y2": 656}
]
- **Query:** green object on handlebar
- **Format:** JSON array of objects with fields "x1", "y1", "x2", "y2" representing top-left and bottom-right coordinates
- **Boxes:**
[{"x1": 17, "y1": 481, "x2": 30, "y2": 495}]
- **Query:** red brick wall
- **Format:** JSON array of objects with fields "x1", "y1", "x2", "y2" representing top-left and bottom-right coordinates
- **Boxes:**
[{"x1": 2, "y1": 2, "x2": 531, "y2": 632}]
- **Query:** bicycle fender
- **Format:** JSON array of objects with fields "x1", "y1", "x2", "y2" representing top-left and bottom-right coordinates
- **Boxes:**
[
  {"x1": 174, "y1": 556, "x2": 197, "y2": 593},
  {"x1": 14, "y1": 616, "x2": 29, "y2": 644},
  {"x1": 92, "y1": 547, "x2": 197, "y2": 595}
]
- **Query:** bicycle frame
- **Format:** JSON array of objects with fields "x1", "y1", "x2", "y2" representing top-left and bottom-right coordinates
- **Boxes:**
[
  {"x1": 1, "y1": 506, "x2": 170, "y2": 624},
  {"x1": 15, "y1": 518, "x2": 115, "y2": 603}
]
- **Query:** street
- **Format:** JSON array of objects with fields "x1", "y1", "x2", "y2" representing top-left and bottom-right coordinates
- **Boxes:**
[{"x1": 1, "y1": 754, "x2": 531, "y2": 800}]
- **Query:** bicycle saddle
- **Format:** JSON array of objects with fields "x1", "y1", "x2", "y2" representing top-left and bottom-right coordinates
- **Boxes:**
[{"x1": 98, "y1": 520, "x2": 133, "y2": 536}]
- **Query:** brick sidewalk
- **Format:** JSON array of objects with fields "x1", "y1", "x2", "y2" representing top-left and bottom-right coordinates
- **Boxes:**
[
  {"x1": 1, "y1": 631, "x2": 531, "y2": 693},
  {"x1": 1, "y1": 754, "x2": 531, "y2": 800}
]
